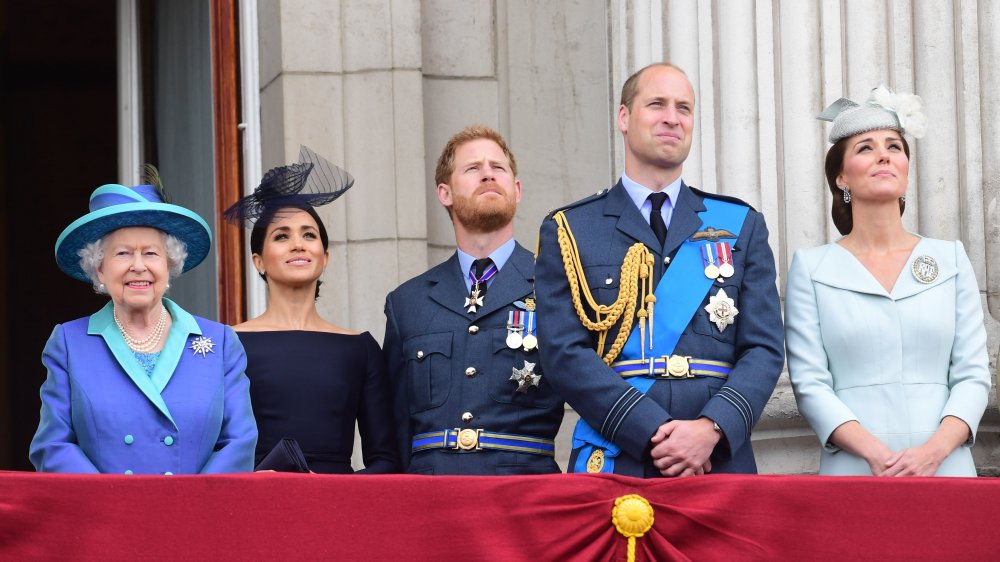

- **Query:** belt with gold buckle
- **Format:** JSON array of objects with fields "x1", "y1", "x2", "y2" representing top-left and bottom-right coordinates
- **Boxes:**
[
  {"x1": 411, "y1": 429, "x2": 555, "y2": 457},
  {"x1": 610, "y1": 355, "x2": 732, "y2": 379}
]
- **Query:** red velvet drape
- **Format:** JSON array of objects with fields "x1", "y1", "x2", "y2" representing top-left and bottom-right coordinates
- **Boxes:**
[{"x1": 1, "y1": 472, "x2": 996, "y2": 561}]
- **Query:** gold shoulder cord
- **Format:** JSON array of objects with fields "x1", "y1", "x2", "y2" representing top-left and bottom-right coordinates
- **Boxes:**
[{"x1": 553, "y1": 211, "x2": 655, "y2": 365}]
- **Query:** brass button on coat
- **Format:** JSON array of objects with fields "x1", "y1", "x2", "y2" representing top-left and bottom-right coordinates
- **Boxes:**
[
  {"x1": 461, "y1": 412, "x2": 474, "y2": 423},
  {"x1": 468, "y1": 325, "x2": 479, "y2": 334}
]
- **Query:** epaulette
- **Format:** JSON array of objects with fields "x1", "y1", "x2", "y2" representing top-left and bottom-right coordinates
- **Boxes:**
[
  {"x1": 544, "y1": 187, "x2": 612, "y2": 220},
  {"x1": 688, "y1": 185, "x2": 759, "y2": 213}
]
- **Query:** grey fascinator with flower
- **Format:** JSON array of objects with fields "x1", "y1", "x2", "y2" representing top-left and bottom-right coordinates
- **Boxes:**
[{"x1": 817, "y1": 85, "x2": 928, "y2": 143}]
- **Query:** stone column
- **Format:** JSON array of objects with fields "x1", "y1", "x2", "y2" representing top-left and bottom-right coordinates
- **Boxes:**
[{"x1": 258, "y1": 0, "x2": 427, "y2": 337}]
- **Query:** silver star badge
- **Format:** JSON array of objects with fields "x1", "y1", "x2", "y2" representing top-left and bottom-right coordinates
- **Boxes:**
[
  {"x1": 189, "y1": 336, "x2": 215, "y2": 357},
  {"x1": 464, "y1": 287, "x2": 484, "y2": 313},
  {"x1": 510, "y1": 360, "x2": 541, "y2": 393},
  {"x1": 704, "y1": 288, "x2": 739, "y2": 332}
]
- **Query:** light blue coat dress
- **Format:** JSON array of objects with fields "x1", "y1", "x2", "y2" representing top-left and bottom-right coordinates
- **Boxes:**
[
  {"x1": 785, "y1": 238, "x2": 990, "y2": 476},
  {"x1": 30, "y1": 298, "x2": 258, "y2": 474}
]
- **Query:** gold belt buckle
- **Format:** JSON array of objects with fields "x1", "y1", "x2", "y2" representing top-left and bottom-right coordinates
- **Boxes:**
[
  {"x1": 454, "y1": 428, "x2": 482, "y2": 451},
  {"x1": 665, "y1": 355, "x2": 692, "y2": 378}
]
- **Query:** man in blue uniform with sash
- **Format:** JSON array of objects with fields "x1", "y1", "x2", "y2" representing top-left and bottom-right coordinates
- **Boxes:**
[
  {"x1": 384, "y1": 126, "x2": 563, "y2": 475},
  {"x1": 535, "y1": 63, "x2": 783, "y2": 477}
]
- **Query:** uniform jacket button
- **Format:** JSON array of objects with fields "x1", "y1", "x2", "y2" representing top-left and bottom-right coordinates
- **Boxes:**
[
  {"x1": 465, "y1": 367, "x2": 477, "y2": 378},
  {"x1": 163, "y1": 436, "x2": 174, "y2": 446},
  {"x1": 124, "y1": 469, "x2": 134, "y2": 475},
  {"x1": 123, "y1": 434, "x2": 134, "y2": 445},
  {"x1": 461, "y1": 412, "x2": 474, "y2": 423},
  {"x1": 468, "y1": 325, "x2": 479, "y2": 334},
  {"x1": 416, "y1": 350, "x2": 424, "y2": 359}
]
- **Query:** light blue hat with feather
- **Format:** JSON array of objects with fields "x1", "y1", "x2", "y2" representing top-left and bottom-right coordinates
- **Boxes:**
[{"x1": 55, "y1": 183, "x2": 212, "y2": 283}]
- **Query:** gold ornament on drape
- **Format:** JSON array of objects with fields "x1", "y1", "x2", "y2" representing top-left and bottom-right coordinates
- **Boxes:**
[{"x1": 612, "y1": 494, "x2": 655, "y2": 562}]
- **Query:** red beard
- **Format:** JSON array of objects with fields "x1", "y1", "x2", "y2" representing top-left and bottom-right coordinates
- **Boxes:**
[{"x1": 449, "y1": 181, "x2": 517, "y2": 233}]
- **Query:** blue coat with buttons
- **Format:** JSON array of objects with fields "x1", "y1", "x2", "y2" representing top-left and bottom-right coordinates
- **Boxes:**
[
  {"x1": 534, "y1": 182, "x2": 784, "y2": 476},
  {"x1": 29, "y1": 298, "x2": 258, "y2": 474},
  {"x1": 383, "y1": 243, "x2": 564, "y2": 475}
]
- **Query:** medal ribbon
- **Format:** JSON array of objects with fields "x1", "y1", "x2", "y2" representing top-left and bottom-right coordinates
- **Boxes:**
[
  {"x1": 507, "y1": 310, "x2": 523, "y2": 329},
  {"x1": 469, "y1": 262, "x2": 498, "y2": 291},
  {"x1": 571, "y1": 197, "x2": 750, "y2": 474},
  {"x1": 716, "y1": 242, "x2": 732, "y2": 268},
  {"x1": 701, "y1": 243, "x2": 716, "y2": 268}
]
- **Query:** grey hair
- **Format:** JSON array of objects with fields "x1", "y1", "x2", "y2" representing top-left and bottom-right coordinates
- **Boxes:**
[{"x1": 78, "y1": 232, "x2": 188, "y2": 294}]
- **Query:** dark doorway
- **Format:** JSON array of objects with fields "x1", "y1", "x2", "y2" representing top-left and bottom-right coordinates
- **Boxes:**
[{"x1": 0, "y1": 2, "x2": 118, "y2": 469}]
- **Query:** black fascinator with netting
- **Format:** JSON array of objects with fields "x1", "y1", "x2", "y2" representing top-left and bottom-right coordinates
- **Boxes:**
[{"x1": 223, "y1": 145, "x2": 354, "y2": 225}]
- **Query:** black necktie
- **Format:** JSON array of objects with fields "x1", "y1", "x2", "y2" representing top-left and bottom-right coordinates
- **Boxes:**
[
  {"x1": 470, "y1": 258, "x2": 494, "y2": 299},
  {"x1": 648, "y1": 192, "x2": 668, "y2": 247}
]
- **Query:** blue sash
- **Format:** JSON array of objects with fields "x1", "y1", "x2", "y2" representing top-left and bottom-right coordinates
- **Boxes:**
[{"x1": 571, "y1": 198, "x2": 749, "y2": 473}]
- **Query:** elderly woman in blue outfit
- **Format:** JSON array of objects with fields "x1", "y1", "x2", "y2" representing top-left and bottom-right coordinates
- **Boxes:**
[
  {"x1": 786, "y1": 87, "x2": 990, "y2": 476},
  {"x1": 29, "y1": 181, "x2": 257, "y2": 474}
]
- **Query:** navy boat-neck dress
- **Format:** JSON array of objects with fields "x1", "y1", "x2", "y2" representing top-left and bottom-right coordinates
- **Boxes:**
[{"x1": 237, "y1": 330, "x2": 399, "y2": 474}]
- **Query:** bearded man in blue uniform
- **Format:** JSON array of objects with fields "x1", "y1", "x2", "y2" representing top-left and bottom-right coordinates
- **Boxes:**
[
  {"x1": 535, "y1": 63, "x2": 783, "y2": 477},
  {"x1": 384, "y1": 126, "x2": 563, "y2": 475}
]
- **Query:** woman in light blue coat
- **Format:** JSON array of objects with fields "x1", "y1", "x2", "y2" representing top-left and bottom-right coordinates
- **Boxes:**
[
  {"x1": 786, "y1": 87, "x2": 990, "y2": 476},
  {"x1": 29, "y1": 179, "x2": 257, "y2": 474}
]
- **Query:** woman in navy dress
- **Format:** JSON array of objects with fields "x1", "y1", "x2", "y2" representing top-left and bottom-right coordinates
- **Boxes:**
[{"x1": 225, "y1": 147, "x2": 399, "y2": 474}]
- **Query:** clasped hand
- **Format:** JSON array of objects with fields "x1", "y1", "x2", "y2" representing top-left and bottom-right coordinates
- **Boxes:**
[
  {"x1": 649, "y1": 418, "x2": 720, "y2": 477},
  {"x1": 876, "y1": 444, "x2": 945, "y2": 477}
]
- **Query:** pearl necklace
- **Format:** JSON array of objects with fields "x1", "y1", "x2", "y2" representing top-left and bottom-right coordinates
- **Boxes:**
[{"x1": 114, "y1": 305, "x2": 168, "y2": 353}]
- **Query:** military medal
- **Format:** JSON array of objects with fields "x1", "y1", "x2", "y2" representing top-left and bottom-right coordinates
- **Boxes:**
[
  {"x1": 521, "y1": 298, "x2": 537, "y2": 351},
  {"x1": 586, "y1": 448, "x2": 605, "y2": 473},
  {"x1": 521, "y1": 334, "x2": 537, "y2": 351},
  {"x1": 465, "y1": 260, "x2": 498, "y2": 313},
  {"x1": 704, "y1": 288, "x2": 738, "y2": 332},
  {"x1": 506, "y1": 331, "x2": 523, "y2": 349},
  {"x1": 464, "y1": 287, "x2": 484, "y2": 313},
  {"x1": 506, "y1": 310, "x2": 524, "y2": 349},
  {"x1": 701, "y1": 243, "x2": 720, "y2": 280},
  {"x1": 716, "y1": 241, "x2": 735, "y2": 278},
  {"x1": 911, "y1": 255, "x2": 938, "y2": 284},
  {"x1": 510, "y1": 360, "x2": 541, "y2": 393}
]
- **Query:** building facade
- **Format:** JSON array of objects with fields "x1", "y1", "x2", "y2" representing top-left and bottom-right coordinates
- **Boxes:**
[
  {"x1": 1, "y1": 0, "x2": 996, "y2": 472},
  {"x1": 246, "y1": 0, "x2": 1000, "y2": 472},
  {"x1": 250, "y1": 1, "x2": 1000, "y2": 473}
]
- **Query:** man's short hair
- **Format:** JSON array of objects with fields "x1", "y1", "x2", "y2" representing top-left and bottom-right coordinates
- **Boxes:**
[
  {"x1": 619, "y1": 62, "x2": 688, "y2": 110},
  {"x1": 434, "y1": 125, "x2": 518, "y2": 187}
]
